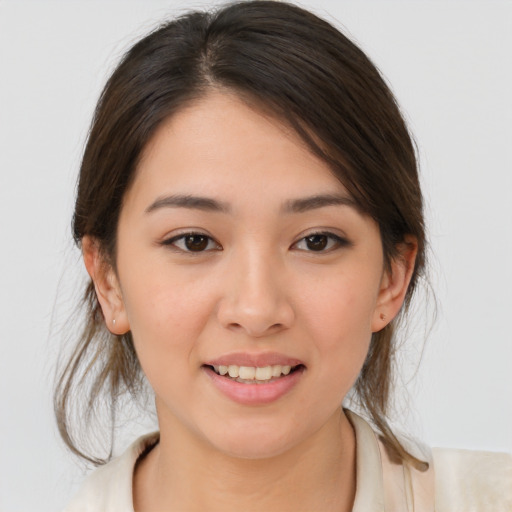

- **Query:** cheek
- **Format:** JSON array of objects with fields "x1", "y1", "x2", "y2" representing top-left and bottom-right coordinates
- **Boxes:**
[
  {"x1": 296, "y1": 270, "x2": 380, "y2": 396},
  {"x1": 120, "y1": 272, "x2": 218, "y2": 413},
  {"x1": 299, "y1": 271, "x2": 380, "y2": 347},
  {"x1": 118, "y1": 261, "x2": 217, "y2": 361}
]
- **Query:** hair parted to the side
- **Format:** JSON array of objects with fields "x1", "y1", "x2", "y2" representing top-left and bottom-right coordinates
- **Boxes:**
[{"x1": 55, "y1": 0, "x2": 428, "y2": 469}]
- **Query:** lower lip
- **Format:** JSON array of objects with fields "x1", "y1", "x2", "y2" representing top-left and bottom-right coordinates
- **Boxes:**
[{"x1": 203, "y1": 366, "x2": 304, "y2": 405}]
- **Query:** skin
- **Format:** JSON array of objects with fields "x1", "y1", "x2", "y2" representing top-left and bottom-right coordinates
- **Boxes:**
[{"x1": 83, "y1": 91, "x2": 417, "y2": 511}]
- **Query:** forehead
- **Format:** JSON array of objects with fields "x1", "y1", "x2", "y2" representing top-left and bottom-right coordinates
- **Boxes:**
[{"x1": 129, "y1": 91, "x2": 349, "y2": 209}]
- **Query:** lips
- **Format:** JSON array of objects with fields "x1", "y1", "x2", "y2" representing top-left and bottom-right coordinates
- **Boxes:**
[
  {"x1": 204, "y1": 353, "x2": 303, "y2": 368},
  {"x1": 202, "y1": 353, "x2": 305, "y2": 405}
]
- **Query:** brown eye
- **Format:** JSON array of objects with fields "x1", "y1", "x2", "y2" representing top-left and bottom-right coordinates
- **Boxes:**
[
  {"x1": 293, "y1": 232, "x2": 350, "y2": 252},
  {"x1": 184, "y1": 234, "x2": 209, "y2": 251},
  {"x1": 163, "y1": 232, "x2": 220, "y2": 252},
  {"x1": 305, "y1": 234, "x2": 328, "y2": 251}
]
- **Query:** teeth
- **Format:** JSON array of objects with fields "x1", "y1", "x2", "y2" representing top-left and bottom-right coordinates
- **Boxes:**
[
  {"x1": 228, "y1": 365, "x2": 239, "y2": 378},
  {"x1": 255, "y1": 366, "x2": 272, "y2": 380},
  {"x1": 211, "y1": 364, "x2": 297, "y2": 381},
  {"x1": 239, "y1": 366, "x2": 256, "y2": 380}
]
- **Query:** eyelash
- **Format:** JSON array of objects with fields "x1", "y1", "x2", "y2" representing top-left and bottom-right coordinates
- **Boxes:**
[
  {"x1": 161, "y1": 230, "x2": 351, "y2": 254},
  {"x1": 161, "y1": 232, "x2": 221, "y2": 253},
  {"x1": 292, "y1": 232, "x2": 351, "y2": 252}
]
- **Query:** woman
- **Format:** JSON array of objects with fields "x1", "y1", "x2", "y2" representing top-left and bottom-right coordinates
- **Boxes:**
[{"x1": 56, "y1": 1, "x2": 511, "y2": 510}]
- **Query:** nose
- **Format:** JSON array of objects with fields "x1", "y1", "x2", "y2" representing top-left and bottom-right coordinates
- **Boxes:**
[{"x1": 216, "y1": 246, "x2": 295, "y2": 338}]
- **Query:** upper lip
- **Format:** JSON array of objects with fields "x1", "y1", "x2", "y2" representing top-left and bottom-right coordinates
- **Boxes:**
[{"x1": 204, "y1": 352, "x2": 304, "y2": 368}]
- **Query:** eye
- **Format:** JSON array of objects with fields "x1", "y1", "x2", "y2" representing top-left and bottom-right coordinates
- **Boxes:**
[
  {"x1": 162, "y1": 233, "x2": 221, "y2": 252},
  {"x1": 292, "y1": 232, "x2": 350, "y2": 252}
]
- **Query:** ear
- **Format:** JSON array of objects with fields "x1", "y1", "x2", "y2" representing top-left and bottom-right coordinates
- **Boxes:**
[
  {"x1": 82, "y1": 236, "x2": 130, "y2": 335},
  {"x1": 371, "y1": 236, "x2": 418, "y2": 332}
]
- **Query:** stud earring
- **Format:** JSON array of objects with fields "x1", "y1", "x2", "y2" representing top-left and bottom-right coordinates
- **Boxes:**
[
  {"x1": 379, "y1": 313, "x2": 386, "y2": 321},
  {"x1": 112, "y1": 318, "x2": 116, "y2": 326}
]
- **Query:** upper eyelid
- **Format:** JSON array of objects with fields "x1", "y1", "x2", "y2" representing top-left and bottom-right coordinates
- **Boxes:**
[
  {"x1": 161, "y1": 229, "x2": 215, "y2": 242},
  {"x1": 293, "y1": 229, "x2": 350, "y2": 243},
  {"x1": 161, "y1": 231, "x2": 221, "y2": 249},
  {"x1": 291, "y1": 231, "x2": 352, "y2": 250}
]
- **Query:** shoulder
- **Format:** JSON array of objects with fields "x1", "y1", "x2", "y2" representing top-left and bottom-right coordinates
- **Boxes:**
[
  {"x1": 347, "y1": 410, "x2": 512, "y2": 512},
  {"x1": 433, "y1": 447, "x2": 512, "y2": 512},
  {"x1": 63, "y1": 432, "x2": 159, "y2": 512}
]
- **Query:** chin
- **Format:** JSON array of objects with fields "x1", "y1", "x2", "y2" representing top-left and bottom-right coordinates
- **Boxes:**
[{"x1": 201, "y1": 417, "x2": 307, "y2": 460}]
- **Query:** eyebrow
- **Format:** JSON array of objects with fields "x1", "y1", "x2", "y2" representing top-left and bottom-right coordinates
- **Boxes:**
[
  {"x1": 145, "y1": 194, "x2": 231, "y2": 214},
  {"x1": 283, "y1": 194, "x2": 358, "y2": 213},
  {"x1": 145, "y1": 193, "x2": 357, "y2": 215}
]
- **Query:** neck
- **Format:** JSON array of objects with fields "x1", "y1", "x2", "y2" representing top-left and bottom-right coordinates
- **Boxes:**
[{"x1": 134, "y1": 408, "x2": 356, "y2": 512}]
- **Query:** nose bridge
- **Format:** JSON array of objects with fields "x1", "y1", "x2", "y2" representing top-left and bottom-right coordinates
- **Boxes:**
[{"x1": 218, "y1": 238, "x2": 293, "y2": 336}]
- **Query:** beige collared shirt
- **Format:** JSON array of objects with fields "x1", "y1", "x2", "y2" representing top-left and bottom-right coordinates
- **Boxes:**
[{"x1": 64, "y1": 411, "x2": 512, "y2": 511}]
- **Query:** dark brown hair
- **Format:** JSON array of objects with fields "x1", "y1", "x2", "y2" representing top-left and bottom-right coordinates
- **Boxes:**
[{"x1": 55, "y1": 0, "x2": 427, "y2": 468}]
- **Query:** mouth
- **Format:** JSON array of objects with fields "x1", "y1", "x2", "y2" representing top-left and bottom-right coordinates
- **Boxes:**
[
  {"x1": 202, "y1": 357, "x2": 306, "y2": 404},
  {"x1": 204, "y1": 363, "x2": 305, "y2": 384}
]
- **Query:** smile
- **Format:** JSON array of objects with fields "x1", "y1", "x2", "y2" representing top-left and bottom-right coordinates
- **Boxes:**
[
  {"x1": 210, "y1": 364, "x2": 296, "y2": 383},
  {"x1": 203, "y1": 361, "x2": 305, "y2": 405}
]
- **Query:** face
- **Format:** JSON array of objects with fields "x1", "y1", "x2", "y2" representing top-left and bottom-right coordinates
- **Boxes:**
[{"x1": 90, "y1": 92, "x2": 411, "y2": 459}]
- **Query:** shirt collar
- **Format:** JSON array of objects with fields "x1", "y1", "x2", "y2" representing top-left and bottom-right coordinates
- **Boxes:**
[{"x1": 346, "y1": 409, "x2": 386, "y2": 511}]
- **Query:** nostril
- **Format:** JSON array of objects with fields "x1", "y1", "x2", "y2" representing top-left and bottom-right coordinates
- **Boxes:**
[
  {"x1": 227, "y1": 322, "x2": 286, "y2": 338},
  {"x1": 217, "y1": 294, "x2": 295, "y2": 336}
]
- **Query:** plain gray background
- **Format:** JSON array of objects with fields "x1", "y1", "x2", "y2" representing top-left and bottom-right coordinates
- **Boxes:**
[{"x1": 1, "y1": 1, "x2": 511, "y2": 510}]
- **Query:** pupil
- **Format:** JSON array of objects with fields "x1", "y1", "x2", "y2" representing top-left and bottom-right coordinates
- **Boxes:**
[
  {"x1": 306, "y1": 235, "x2": 327, "y2": 251},
  {"x1": 185, "y1": 235, "x2": 208, "y2": 251}
]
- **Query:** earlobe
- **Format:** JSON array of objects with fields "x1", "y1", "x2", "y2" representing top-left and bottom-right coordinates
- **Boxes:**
[
  {"x1": 82, "y1": 236, "x2": 130, "y2": 335},
  {"x1": 371, "y1": 236, "x2": 418, "y2": 332}
]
